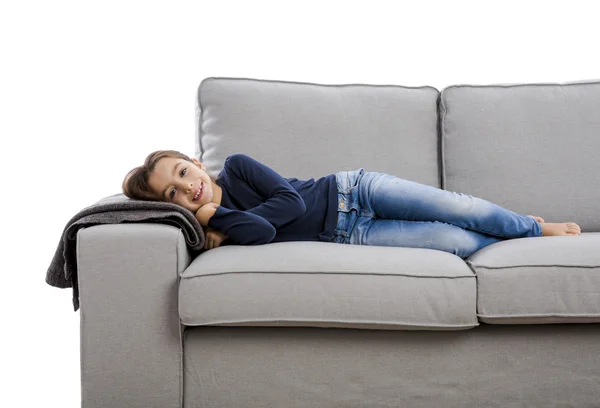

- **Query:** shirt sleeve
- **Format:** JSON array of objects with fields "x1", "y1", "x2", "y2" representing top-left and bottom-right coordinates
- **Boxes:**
[
  {"x1": 208, "y1": 206, "x2": 276, "y2": 245},
  {"x1": 207, "y1": 153, "x2": 307, "y2": 245}
]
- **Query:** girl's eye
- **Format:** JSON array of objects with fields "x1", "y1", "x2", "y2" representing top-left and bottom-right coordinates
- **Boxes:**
[{"x1": 168, "y1": 168, "x2": 187, "y2": 199}]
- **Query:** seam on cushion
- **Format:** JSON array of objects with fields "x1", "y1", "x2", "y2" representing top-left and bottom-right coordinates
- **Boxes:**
[
  {"x1": 468, "y1": 264, "x2": 600, "y2": 269},
  {"x1": 442, "y1": 79, "x2": 600, "y2": 91},
  {"x1": 178, "y1": 320, "x2": 184, "y2": 408},
  {"x1": 194, "y1": 88, "x2": 201, "y2": 160},
  {"x1": 477, "y1": 313, "x2": 600, "y2": 318},
  {"x1": 197, "y1": 79, "x2": 209, "y2": 160},
  {"x1": 181, "y1": 271, "x2": 477, "y2": 280},
  {"x1": 77, "y1": 232, "x2": 84, "y2": 404},
  {"x1": 439, "y1": 90, "x2": 447, "y2": 191},
  {"x1": 182, "y1": 318, "x2": 478, "y2": 329},
  {"x1": 199, "y1": 76, "x2": 441, "y2": 93},
  {"x1": 175, "y1": 232, "x2": 185, "y2": 408}
]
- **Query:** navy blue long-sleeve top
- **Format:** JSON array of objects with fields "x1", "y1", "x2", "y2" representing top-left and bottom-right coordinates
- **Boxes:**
[{"x1": 207, "y1": 153, "x2": 338, "y2": 245}]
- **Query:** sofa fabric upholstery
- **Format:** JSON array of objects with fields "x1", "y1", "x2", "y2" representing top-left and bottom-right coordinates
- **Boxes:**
[
  {"x1": 196, "y1": 77, "x2": 441, "y2": 188},
  {"x1": 183, "y1": 324, "x2": 600, "y2": 408},
  {"x1": 440, "y1": 81, "x2": 600, "y2": 232},
  {"x1": 78, "y1": 224, "x2": 191, "y2": 408},
  {"x1": 466, "y1": 232, "x2": 600, "y2": 324},
  {"x1": 179, "y1": 241, "x2": 478, "y2": 330}
]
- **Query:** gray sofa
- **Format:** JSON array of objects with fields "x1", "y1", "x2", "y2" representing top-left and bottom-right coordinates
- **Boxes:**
[{"x1": 78, "y1": 77, "x2": 600, "y2": 407}]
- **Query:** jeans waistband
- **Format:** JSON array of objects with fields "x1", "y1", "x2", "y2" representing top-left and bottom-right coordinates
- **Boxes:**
[{"x1": 333, "y1": 168, "x2": 365, "y2": 242}]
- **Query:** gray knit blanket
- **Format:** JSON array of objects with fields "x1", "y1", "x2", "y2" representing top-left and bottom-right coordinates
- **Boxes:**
[{"x1": 46, "y1": 193, "x2": 206, "y2": 311}]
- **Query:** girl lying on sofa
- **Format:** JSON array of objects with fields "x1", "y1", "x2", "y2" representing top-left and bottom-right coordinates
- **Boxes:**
[{"x1": 122, "y1": 150, "x2": 581, "y2": 257}]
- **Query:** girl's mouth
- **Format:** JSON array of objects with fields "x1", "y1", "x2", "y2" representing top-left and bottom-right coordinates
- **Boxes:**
[{"x1": 193, "y1": 182, "x2": 203, "y2": 202}]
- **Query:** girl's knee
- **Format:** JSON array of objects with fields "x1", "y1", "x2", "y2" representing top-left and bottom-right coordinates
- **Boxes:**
[{"x1": 429, "y1": 224, "x2": 483, "y2": 257}]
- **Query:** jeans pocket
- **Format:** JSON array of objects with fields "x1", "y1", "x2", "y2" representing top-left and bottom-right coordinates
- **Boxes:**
[{"x1": 336, "y1": 168, "x2": 365, "y2": 194}]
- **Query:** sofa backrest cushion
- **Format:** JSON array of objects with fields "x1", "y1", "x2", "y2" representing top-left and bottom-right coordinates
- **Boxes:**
[
  {"x1": 197, "y1": 77, "x2": 441, "y2": 188},
  {"x1": 440, "y1": 80, "x2": 600, "y2": 232}
]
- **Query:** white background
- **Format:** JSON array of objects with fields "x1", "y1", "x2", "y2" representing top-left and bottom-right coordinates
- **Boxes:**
[{"x1": 2, "y1": 0, "x2": 598, "y2": 406}]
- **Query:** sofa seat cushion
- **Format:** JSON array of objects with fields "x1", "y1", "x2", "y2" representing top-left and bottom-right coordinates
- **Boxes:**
[
  {"x1": 466, "y1": 233, "x2": 600, "y2": 324},
  {"x1": 179, "y1": 242, "x2": 478, "y2": 331}
]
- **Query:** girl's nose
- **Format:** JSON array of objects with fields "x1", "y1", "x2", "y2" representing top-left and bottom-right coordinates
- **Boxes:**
[{"x1": 176, "y1": 181, "x2": 191, "y2": 193}]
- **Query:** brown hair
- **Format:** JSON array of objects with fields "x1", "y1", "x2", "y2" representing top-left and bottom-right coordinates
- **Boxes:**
[{"x1": 122, "y1": 150, "x2": 219, "y2": 202}]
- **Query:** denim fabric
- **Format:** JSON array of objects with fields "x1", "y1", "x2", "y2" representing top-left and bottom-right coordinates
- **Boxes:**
[{"x1": 333, "y1": 169, "x2": 543, "y2": 258}]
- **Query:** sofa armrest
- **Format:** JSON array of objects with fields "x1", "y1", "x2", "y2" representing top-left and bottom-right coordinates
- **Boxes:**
[{"x1": 77, "y1": 223, "x2": 192, "y2": 408}]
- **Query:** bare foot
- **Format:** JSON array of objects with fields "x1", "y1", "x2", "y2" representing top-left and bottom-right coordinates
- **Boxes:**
[
  {"x1": 527, "y1": 215, "x2": 545, "y2": 223},
  {"x1": 541, "y1": 222, "x2": 581, "y2": 236}
]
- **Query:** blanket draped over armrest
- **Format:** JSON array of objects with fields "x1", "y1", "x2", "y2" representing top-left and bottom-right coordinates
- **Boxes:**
[{"x1": 46, "y1": 193, "x2": 206, "y2": 311}]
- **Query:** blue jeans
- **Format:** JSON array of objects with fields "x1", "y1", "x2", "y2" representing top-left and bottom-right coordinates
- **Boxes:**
[{"x1": 332, "y1": 168, "x2": 543, "y2": 259}]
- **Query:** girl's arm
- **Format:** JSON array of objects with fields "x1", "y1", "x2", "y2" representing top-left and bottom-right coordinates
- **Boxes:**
[
  {"x1": 223, "y1": 153, "x2": 306, "y2": 227},
  {"x1": 197, "y1": 202, "x2": 275, "y2": 245},
  {"x1": 208, "y1": 207, "x2": 275, "y2": 245},
  {"x1": 205, "y1": 153, "x2": 306, "y2": 245}
]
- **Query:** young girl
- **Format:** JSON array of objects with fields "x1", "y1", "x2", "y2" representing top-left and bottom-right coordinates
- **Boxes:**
[{"x1": 122, "y1": 150, "x2": 581, "y2": 257}]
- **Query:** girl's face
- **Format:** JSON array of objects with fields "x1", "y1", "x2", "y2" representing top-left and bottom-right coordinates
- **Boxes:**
[{"x1": 148, "y1": 157, "x2": 219, "y2": 212}]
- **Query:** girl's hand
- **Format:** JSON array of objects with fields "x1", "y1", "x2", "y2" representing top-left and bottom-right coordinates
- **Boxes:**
[
  {"x1": 195, "y1": 202, "x2": 220, "y2": 227},
  {"x1": 204, "y1": 227, "x2": 229, "y2": 250}
]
